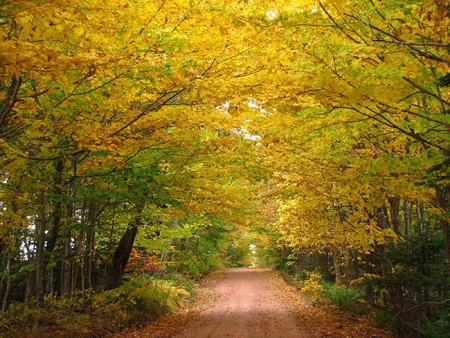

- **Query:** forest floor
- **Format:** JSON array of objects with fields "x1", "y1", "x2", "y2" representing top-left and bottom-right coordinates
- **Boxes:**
[{"x1": 115, "y1": 268, "x2": 393, "y2": 338}]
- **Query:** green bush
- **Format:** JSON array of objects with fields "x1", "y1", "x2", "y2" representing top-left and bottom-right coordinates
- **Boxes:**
[
  {"x1": 420, "y1": 313, "x2": 450, "y2": 338},
  {"x1": 161, "y1": 272, "x2": 196, "y2": 293},
  {"x1": 372, "y1": 309, "x2": 396, "y2": 332},
  {"x1": 171, "y1": 251, "x2": 222, "y2": 279},
  {"x1": 120, "y1": 275, "x2": 191, "y2": 319},
  {"x1": 323, "y1": 283, "x2": 364, "y2": 314}
]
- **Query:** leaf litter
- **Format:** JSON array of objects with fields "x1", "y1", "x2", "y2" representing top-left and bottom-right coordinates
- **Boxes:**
[
  {"x1": 265, "y1": 270, "x2": 394, "y2": 338},
  {"x1": 113, "y1": 270, "x2": 226, "y2": 338},
  {"x1": 114, "y1": 269, "x2": 393, "y2": 338}
]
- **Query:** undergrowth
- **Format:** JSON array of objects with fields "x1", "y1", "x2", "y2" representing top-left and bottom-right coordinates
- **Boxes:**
[
  {"x1": 281, "y1": 269, "x2": 365, "y2": 314},
  {"x1": 0, "y1": 275, "x2": 191, "y2": 338}
]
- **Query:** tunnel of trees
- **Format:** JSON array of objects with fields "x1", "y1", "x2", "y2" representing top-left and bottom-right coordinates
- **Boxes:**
[{"x1": 0, "y1": 0, "x2": 449, "y2": 336}]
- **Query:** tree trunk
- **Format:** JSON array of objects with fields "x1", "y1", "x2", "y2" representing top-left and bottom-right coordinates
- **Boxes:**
[
  {"x1": 71, "y1": 230, "x2": 84, "y2": 293},
  {"x1": 24, "y1": 270, "x2": 36, "y2": 304},
  {"x1": 388, "y1": 196, "x2": 401, "y2": 236},
  {"x1": 376, "y1": 205, "x2": 394, "y2": 272},
  {"x1": 107, "y1": 226, "x2": 138, "y2": 290},
  {"x1": 159, "y1": 219, "x2": 179, "y2": 278},
  {"x1": 62, "y1": 160, "x2": 77, "y2": 297},
  {"x1": 0, "y1": 76, "x2": 23, "y2": 152},
  {"x1": 105, "y1": 205, "x2": 116, "y2": 283},
  {"x1": 61, "y1": 227, "x2": 72, "y2": 297},
  {"x1": 85, "y1": 202, "x2": 103, "y2": 289},
  {"x1": 86, "y1": 230, "x2": 95, "y2": 289},
  {"x1": 107, "y1": 207, "x2": 142, "y2": 290},
  {"x1": 44, "y1": 160, "x2": 65, "y2": 296},
  {"x1": 436, "y1": 187, "x2": 450, "y2": 264},
  {"x1": 417, "y1": 201, "x2": 424, "y2": 232},
  {"x1": 36, "y1": 189, "x2": 46, "y2": 307},
  {"x1": 331, "y1": 248, "x2": 342, "y2": 284},
  {"x1": 403, "y1": 200, "x2": 411, "y2": 238},
  {"x1": 45, "y1": 160, "x2": 64, "y2": 255},
  {"x1": 2, "y1": 250, "x2": 11, "y2": 312}
]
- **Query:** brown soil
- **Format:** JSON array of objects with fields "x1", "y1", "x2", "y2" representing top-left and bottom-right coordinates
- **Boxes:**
[
  {"x1": 116, "y1": 268, "x2": 392, "y2": 338},
  {"x1": 172, "y1": 268, "x2": 314, "y2": 338}
]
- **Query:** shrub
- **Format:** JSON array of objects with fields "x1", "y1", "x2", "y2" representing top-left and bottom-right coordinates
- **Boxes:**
[
  {"x1": 420, "y1": 313, "x2": 450, "y2": 338},
  {"x1": 0, "y1": 275, "x2": 191, "y2": 337},
  {"x1": 323, "y1": 283, "x2": 364, "y2": 314},
  {"x1": 171, "y1": 251, "x2": 222, "y2": 279},
  {"x1": 0, "y1": 289, "x2": 133, "y2": 337},
  {"x1": 300, "y1": 271, "x2": 325, "y2": 302},
  {"x1": 372, "y1": 309, "x2": 396, "y2": 332},
  {"x1": 120, "y1": 275, "x2": 191, "y2": 320}
]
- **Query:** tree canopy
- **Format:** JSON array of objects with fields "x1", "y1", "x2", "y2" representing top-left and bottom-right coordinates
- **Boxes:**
[{"x1": 1, "y1": 0, "x2": 449, "y2": 336}]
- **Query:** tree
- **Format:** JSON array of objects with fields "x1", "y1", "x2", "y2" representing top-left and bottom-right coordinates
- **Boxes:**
[
  {"x1": 244, "y1": 1, "x2": 450, "y2": 335},
  {"x1": 0, "y1": 0, "x2": 269, "y2": 305}
]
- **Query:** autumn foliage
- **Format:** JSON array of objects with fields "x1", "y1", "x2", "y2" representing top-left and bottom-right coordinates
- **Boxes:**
[
  {"x1": 0, "y1": 0, "x2": 449, "y2": 337},
  {"x1": 125, "y1": 249, "x2": 164, "y2": 275}
]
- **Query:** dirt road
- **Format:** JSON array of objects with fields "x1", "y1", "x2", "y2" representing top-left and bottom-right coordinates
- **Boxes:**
[
  {"x1": 173, "y1": 268, "x2": 313, "y2": 338},
  {"x1": 117, "y1": 268, "x2": 391, "y2": 338}
]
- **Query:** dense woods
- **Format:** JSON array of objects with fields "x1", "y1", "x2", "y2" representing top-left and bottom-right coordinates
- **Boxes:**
[{"x1": 0, "y1": 0, "x2": 449, "y2": 337}]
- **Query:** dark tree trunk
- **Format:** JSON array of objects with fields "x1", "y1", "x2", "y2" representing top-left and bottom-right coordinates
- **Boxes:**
[
  {"x1": 44, "y1": 160, "x2": 65, "y2": 295},
  {"x1": 45, "y1": 160, "x2": 64, "y2": 255},
  {"x1": 388, "y1": 196, "x2": 401, "y2": 236},
  {"x1": 403, "y1": 200, "x2": 411, "y2": 238},
  {"x1": 107, "y1": 226, "x2": 138, "y2": 290},
  {"x1": 61, "y1": 226, "x2": 72, "y2": 297},
  {"x1": 2, "y1": 251, "x2": 11, "y2": 312},
  {"x1": 86, "y1": 230, "x2": 96, "y2": 289},
  {"x1": 71, "y1": 230, "x2": 84, "y2": 293},
  {"x1": 36, "y1": 190, "x2": 46, "y2": 307},
  {"x1": 107, "y1": 208, "x2": 142, "y2": 290},
  {"x1": 436, "y1": 187, "x2": 450, "y2": 264},
  {"x1": 24, "y1": 269, "x2": 36, "y2": 304},
  {"x1": 0, "y1": 76, "x2": 22, "y2": 148}
]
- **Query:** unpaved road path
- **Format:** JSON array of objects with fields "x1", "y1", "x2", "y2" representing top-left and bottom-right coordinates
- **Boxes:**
[
  {"x1": 116, "y1": 268, "x2": 391, "y2": 338},
  {"x1": 173, "y1": 268, "x2": 313, "y2": 338}
]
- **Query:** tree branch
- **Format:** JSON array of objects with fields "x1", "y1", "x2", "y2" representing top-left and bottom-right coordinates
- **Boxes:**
[
  {"x1": 402, "y1": 76, "x2": 450, "y2": 107},
  {"x1": 344, "y1": 12, "x2": 450, "y2": 67},
  {"x1": 319, "y1": 2, "x2": 361, "y2": 44},
  {"x1": 0, "y1": 76, "x2": 22, "y2": 127}
]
